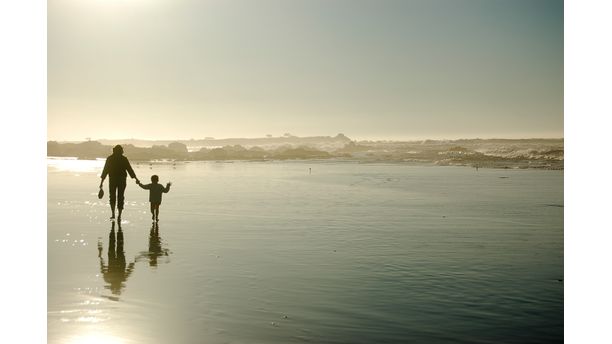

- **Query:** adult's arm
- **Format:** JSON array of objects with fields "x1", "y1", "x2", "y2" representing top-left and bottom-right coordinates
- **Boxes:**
[
  {"x1": 125, "y1": 157, "x2": 137, "y2": 179},
  {"x1": 100, "y1": 157, "x2": 110, "y2": 187}
]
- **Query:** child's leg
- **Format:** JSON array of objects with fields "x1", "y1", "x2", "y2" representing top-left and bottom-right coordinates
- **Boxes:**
[
  {"x1": 154, "y1": 204, "x2": 160, "y2": 221},
  {"x1": 150, "y1": 203, "x2": 155, "y2": 220}
]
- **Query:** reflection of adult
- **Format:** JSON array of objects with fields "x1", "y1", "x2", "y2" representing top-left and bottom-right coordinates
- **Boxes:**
[
  {"x1": 99, "y1": 222, "x2": 135, "y2": 295},
  {"x1": 99, "y1": 145, "x2": 139, "y2": 220}
]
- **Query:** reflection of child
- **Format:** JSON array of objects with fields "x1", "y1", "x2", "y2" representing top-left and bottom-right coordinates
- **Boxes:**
[{"x1": 137, "y1": 175, "x2": 171, "y2": 222}]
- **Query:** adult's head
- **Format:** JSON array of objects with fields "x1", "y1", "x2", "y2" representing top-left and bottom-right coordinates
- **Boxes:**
[{"x1": 112, "y1": 145, "x2": 124, "y2": 155}]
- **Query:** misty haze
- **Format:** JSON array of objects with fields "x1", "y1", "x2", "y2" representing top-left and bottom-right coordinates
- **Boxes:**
[{"x1": 47, "y1": 0, "x2": 563, "y2": 343}]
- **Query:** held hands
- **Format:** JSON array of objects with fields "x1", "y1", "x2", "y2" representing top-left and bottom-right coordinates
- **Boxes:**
[{"x1": 135, "y1": 178, "x2": 141, "y2": 185}]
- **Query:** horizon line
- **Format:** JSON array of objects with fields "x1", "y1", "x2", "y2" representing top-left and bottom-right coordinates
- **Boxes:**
[{"x1": 49, "y1": 135, "x2": 564, "y2": 143}]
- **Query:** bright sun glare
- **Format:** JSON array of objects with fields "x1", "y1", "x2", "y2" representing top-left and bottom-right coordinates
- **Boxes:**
[
  {"x1": 47, "y1": 158, "x2": 105, "y2": 173},
  {"x1": 89, "y1": 0, "x2": 161, "y2": 6}
]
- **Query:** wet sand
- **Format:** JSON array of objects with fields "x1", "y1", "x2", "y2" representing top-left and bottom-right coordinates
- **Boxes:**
[{"x1": 48, "y1": 159, "x2": 563, "y2": 344}]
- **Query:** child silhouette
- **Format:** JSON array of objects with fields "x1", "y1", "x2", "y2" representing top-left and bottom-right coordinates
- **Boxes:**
[{"x1": 137, "y1": 175, "x2": 171, "y2": 222}]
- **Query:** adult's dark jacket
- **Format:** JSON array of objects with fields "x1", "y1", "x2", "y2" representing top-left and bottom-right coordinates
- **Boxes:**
[{"x1": 101, "y1": 154, "x2": 136, "y2": 180}]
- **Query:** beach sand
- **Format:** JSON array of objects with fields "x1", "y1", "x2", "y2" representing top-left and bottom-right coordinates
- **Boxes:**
[{"x1": 48, "y1": 159, "x2": 563, "y2": 344}]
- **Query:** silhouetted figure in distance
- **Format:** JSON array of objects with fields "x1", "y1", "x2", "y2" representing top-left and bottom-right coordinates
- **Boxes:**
[
  {"x1": 137, "y1": 175, "x2": 171, "y2": 222},
  {"x1": 99, "y1": 145, "x2": 139, "y2": 221}
]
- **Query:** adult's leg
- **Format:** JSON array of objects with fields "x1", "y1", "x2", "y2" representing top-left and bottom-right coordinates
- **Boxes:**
[
  {"x1": 117, "y1": 178, "x2": 127, "y2": 219},
  {"x1": 108, "y1": 179, "x2": 118, "y2": 218}
]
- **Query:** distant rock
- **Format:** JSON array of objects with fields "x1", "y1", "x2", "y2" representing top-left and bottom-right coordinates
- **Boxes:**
[
  {"x1": 168, "y1": 142, "x2": 188, "y2": 153},
  {"x1": 47, "y1": 137, "x2": 563, "y2": 169}
]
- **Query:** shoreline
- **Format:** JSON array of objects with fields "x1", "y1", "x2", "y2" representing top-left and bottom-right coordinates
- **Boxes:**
[{"x1": 47, "y1": 156, "x2": 564, "y2": 171}]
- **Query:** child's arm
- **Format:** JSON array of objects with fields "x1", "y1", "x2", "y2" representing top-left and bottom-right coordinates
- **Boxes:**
[
  {"x1": 137, "y1": 181, "x2": 150, "y2": 190},
  {"x1": 164, "y1": 182, "x2": 172, "y2": 193}
]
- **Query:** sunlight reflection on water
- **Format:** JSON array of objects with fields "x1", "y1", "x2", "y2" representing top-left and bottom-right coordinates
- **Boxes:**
[
  {"x1": 66, "y1": 333, "x2": 125, "y2": 344},
  {"x1": 48, "y1": 157, "x2": 105, "y2": 173}
]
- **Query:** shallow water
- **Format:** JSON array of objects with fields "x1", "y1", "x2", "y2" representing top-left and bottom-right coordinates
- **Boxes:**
[{"x1": 48, "y1": 159, "x2": 563, "y2": 344}]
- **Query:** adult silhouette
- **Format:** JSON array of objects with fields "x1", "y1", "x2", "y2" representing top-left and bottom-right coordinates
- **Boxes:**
[{"x1": 99, "y1": 145, "x2": 139, "y2": 220}]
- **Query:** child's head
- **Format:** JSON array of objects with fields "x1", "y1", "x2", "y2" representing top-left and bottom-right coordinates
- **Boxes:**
[{"x1": 151, "y1": 175, "x2": 159, "y2": 184}]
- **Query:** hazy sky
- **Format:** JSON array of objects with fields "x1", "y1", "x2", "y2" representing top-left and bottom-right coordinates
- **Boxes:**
[{"x1": 48, "y1": 0, "x2": 563, "y2": 141}]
